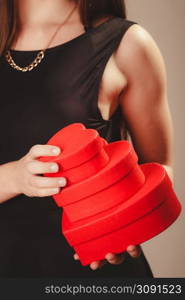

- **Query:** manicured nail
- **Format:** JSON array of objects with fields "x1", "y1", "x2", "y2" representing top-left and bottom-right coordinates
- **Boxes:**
[
  {"x1": 50, "y1": 164, "x2": 58, "y2": 172},
  {"x1": 105, "y1": 253, "x2": 114, "y2": 260},
  {"x1": 90, "y1": 262, "x2": 98, "y2": 270},
  {"x1": 127, "y1": 245, "x2": 136, "y2": 252},
  {"x1": 58, "y1": 178, "x2": 67, "y2": 187},
  {"x1": 52, "y1": 147, "x2": 60, "y2": 155}
]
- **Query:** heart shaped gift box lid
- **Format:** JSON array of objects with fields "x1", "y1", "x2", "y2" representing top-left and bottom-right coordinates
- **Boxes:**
[{"x1": 39, "y1": 123, "x2": 111, "y2": 185}]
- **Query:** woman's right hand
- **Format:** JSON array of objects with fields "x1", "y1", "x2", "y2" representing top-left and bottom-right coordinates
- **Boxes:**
[{"x1": 12, "y1": 144, "x2": 67, "y2": 197}]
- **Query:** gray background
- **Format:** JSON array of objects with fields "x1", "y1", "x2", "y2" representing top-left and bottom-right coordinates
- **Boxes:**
[{"x1": 126, "y1": 0, "x2": 185, "y2": 277}]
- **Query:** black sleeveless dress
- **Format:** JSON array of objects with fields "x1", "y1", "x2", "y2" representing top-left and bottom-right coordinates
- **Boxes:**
[{"x1": 0, "y1": 16, "x2": 153, "y2": 278}]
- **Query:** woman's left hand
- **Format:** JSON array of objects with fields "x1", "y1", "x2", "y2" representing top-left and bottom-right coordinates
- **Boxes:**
[{"x1": 73, "y1": 245, "x2": 142, "y2": 270}]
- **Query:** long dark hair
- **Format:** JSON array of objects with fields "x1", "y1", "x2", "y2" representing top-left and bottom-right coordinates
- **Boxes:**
[{"x1": 0, "y1": 0, "x2": 126, "y2": 55}]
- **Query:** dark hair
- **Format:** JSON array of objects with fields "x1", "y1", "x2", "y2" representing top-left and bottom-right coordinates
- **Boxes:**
[
  {"x1": 79, "y1": 0, "x2": 126, "y2": 29},
  {"x1": 0, "y1": 0, "x2": 126, "y2": 55}
]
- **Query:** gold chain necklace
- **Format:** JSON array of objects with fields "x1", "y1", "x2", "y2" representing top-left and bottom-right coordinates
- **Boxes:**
[{"x1": 5, "y1": 4, "x2": 78, "y2": 72}]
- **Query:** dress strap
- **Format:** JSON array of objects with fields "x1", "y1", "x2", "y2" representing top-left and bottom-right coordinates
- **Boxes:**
[{"x1": 84, "y1": 17, "x2": 137, "y2": 141}]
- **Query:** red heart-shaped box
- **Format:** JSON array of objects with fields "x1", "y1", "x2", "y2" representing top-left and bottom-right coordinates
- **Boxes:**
[
  {"x1": 40, "y1": 123, "x2": 109, "y2": 185},
  {"x1": 39, "y1": 123, "x2": 181, "y2": 265}
]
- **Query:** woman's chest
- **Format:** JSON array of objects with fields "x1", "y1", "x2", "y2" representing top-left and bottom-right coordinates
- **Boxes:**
[{"x1": 0, "y1": 47, "x2": 126, "y2": 161}]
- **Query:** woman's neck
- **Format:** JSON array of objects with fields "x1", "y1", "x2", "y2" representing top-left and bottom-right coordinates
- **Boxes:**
[
  {"x1": 16, "y1": 0, "x2": 78, "y2": 27},
  {"x1": 11, "y1": 0, "x2": 81, "y2": 51}
]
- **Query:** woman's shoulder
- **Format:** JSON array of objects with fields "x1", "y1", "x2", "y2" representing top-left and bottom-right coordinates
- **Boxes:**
[
  {"x1": 91, "y1": 15, "x2": 163, "y2": 74},
  {"x1": 116, "y1": 18, "x2": 157, "y2": 55},
  {"x1": 92, "y1": 15, "x2": 153, "y2": 53},
  {"x1": 114, "y1": 20, "x2": 165, "y2": 81}
]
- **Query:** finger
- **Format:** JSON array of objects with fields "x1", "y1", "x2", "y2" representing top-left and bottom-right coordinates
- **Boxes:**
[
  {"x1": 90, "y1": 259, "x2": 107, "y2": 270},
  {"x1": 73, "y1": 253, "x2": 106, "y2": 270},
  {"x1": 127, "y1": 245, "x2": 142, "y2": 258},
  {"x1": 27, "y1": 160, "x2": 59, "y2": 174},
  {"x1": 89, "y1": 261, "x2": 102, "y2": 270},
  {"x1": 35, "y1": 187, "x2": 60, "y2": 197},
  {"x1": 73, "y1": 253, "x2": 80, "y2": 260},
  {"x1": 31, "y1": 176, "x2": 67, "y2": 188},
  {"x1": 105, "y1": 253, "x2": 125, "y2": 265},
  {"x1": 29, "y1": 144, "x2": 61, "y2": 159}
]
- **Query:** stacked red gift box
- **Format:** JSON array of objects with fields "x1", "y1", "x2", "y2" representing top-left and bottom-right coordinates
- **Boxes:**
[{"x1": 39, "y1": 123, "x2": 181, "y2": 265}]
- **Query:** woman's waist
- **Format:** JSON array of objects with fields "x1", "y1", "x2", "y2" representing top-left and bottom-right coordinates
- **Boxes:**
[
  {"x1": 0, "y1": 194, "x2": 61, "y2": 218},
  {"x1": 0, "y1": 195, "x2": 63, "y2": 238}
]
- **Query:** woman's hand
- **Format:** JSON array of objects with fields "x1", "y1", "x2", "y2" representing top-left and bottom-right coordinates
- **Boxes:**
[
  {"x1": 11, "y1": 144, "x2": 67, "y2": 197},
  {"x1": 73, "y1": 245, "x2": 142, "y2": 270}
]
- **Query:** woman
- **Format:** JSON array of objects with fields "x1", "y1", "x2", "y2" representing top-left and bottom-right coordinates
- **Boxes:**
[{"x1": 0, "y1": 0, "x2": 173, "y2": 278}]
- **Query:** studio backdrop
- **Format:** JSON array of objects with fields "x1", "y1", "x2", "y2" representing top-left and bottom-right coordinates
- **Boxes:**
[{"x1": 126, "y1": 0, "x2": 185, "y2": 278}]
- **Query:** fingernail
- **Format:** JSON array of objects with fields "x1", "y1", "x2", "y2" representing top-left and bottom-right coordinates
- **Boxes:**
[
  {"x1": 50, "y1": 164, "x2": 58, "y2": 172},
  {"x1": 58, "y1": 178, "x2": 67, "y2": 187},
  {"x1": 127, "y1": 245, "x2": 136, "y2": 252},
  {"x1": 106, "y1": 253, "x2": 114, "y2": 260},
  {"x1": 52, "y1": 147, "x2": 60, "y2": 155},
  {"x1": 91, "y1": 264, "x2": 98, "y2": 270}
]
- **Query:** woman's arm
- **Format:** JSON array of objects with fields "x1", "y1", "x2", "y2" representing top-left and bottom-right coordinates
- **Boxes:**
[
  {"x1": 83, "y1": 23, "x2": 175, "y2": 271},
  {"x1": 116, "y1": 24, "x2": 174, "y2": 184}
]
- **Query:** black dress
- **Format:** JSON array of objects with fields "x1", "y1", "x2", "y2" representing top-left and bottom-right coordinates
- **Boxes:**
[{"x1": 0, "y1": 16, "x2": 153, "y2": 278}]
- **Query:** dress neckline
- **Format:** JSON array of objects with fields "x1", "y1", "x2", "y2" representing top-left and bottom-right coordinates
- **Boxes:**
[{"x1": 9, "y1": 16, "x2": 118, "y2": 54}]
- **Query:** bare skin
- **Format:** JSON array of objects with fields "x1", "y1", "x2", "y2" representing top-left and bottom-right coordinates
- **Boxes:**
[{"x1": 0, "y1": 0, "x2": 174, "y2": 270}]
